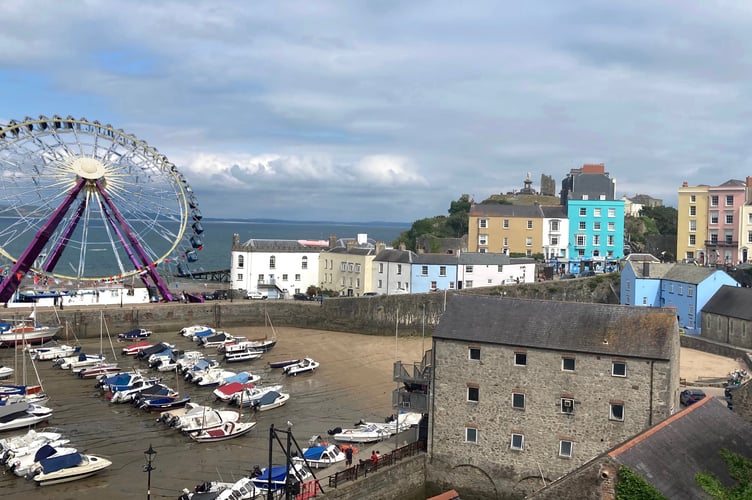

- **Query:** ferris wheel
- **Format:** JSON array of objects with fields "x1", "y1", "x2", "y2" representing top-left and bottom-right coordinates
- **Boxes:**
[{"x1": 0, "y1": 115, "x2": 204, "y2": 302}]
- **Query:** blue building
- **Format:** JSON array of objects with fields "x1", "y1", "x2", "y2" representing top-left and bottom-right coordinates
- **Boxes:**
[
  {"x1": 410, "y1": 254, "x2": 458, "y2": 293},
  {"x1": 620, "y1": 260, "x2": 739, "y2": 334},
  {"x1": 566, "y1": 199, "x2": 625, "y2": 274}
]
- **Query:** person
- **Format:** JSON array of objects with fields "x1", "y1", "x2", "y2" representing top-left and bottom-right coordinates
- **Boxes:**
[
  {"x1": 370, "y1": 450, "x2": 379, "y2": 467},
  {"x1": 251, "y1": 464, "x2": 262, "y2": 478},
  {"x1": 344, "y1": 446, "x2": 353, "y2": 466}
]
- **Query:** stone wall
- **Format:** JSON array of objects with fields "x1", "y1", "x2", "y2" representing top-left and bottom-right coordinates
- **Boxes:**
[
  {"x1": 429, "y1": 339, "x2": 676, "y2": 498},
  {"x1": 29, "y1": 276, "x2": 623, "y2": 339},
  {"x1": 680, "y1": 334, "x2": 752, "y2": 371},
  {"x1": 702, "y1": 312, "x2": 752, "y2": 350},
  {"x1": 321, "y1": 455, "x2": 425, "y2": 500}
]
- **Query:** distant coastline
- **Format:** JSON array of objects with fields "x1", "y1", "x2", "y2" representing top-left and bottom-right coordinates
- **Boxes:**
[{"x1": 203, "y1": 217, "x2": 410, "y2": 227}]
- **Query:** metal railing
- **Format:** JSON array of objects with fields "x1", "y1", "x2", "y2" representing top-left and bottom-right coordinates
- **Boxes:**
[{"x1": 326, "y1": 440, "x2": 427, "y2": 490}]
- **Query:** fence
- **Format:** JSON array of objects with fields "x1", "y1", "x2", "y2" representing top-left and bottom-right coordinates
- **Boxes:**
[{"x1": 326, "y1": 440, "x2": 427, "y2": 490}]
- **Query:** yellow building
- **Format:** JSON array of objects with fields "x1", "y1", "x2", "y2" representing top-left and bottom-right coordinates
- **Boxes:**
[
  {"x1": 319, "y1": 235, "x2": 385, "y2": 296},
  {"x1": 676, "y1": 182, "x2": 709, "y2": 263},
  {"x1": 468, "y1": 204, "x2": 544, "y2": 256}
]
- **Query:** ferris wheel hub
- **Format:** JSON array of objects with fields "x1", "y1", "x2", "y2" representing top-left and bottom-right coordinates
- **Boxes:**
[{"x1": 71, "y1": 157, "x2": 106, "y2": 180}]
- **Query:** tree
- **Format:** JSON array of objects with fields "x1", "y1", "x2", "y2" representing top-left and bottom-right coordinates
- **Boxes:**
[
  {"x1": 696, "y1": 449, "x2": 752, "y2": 499},
  {"x1": 640, "y1": 206, "x2": 678, "y2": 237},
  {"x1": 393, "y1": 195, "x2": 472, "y2": 250},
  {"x1": 616, "y1": 466, "x2": 667, "y2": 500}
]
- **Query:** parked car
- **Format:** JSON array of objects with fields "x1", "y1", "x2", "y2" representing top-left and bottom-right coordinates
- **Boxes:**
[
  {"x1": 561, "y1": 273, "x2": 577, "y2": 280},
  {"x1": 680, "y1": 389, "x2": 706, "y2": 406},
  {"x1": 246, "y1": 291, "x2": 267, "y2": 300},
  {"x1": 363, "y1": 292, "x2": 378, "y2": 297},
  {"x1": 213, "y1": 290, "x2": 229, "y2": 300},
  {"x1": 293, "y1": 293, "x2": 312, "y2": 301},
  {"x1": 200, "y1": 291, "x2": 215, "y2": 301},
  {"x1": 580, "y1": 270, "x2": 596, "y2": 278}
]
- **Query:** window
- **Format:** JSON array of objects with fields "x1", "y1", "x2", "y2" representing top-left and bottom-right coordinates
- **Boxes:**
[
  {"x1": 525, "y1": 237, "x2": 532, "y2": 247},
  {"x1": 269, "y1": 256, "x2": 276, "y2": 269},
  {"x1": 726, "y1": 232, "x2": 734, "y2": 244},
  {"x1": 690, "y1": 195, "x2": 696, "y2": 202},
  {"x1": 295, "y1": 274, "x2": 301, "y2": 281},
  {"x1": 340, "y1": 262, "x2": 347, "y2": 271},
  {"x1": 236, "y1": 273, "x2": 243, "y2": 281},
  {"x1": 527, "y1": 220, "x2": 533, "y2": 229},
  {"x1": 625, "y1": 280, "x2": 631, "y2": 291},
  {"x1": 348, "y1": 263, "x2": 354, "y2": 272},
  {"x1": 257, "y1": 274, "x2": 264, "y2": 282},
  {"x1": 465, "y1": 280, "x2": 473, "y2": 288},
  {"x1": 576, "y1": 235, "x2": 586, "y2": 246},
  {"x1": 689, "y1": 235, "x2": 696, "y2": 245},
  {"x1": 593, "y1": 208, "x2": 601, "y2": 217},
  {"x1": 610, "y1": 402, "x2": 625, "y2": 421},
  {"x1": 579, "y1": 207, "x2": 587, "y2": 216},
  {"x1": 397, "y1": 264, "x2": 402, "y2": 275},
  {"x1": 421, "y1": 266, "x2": 428, "y2": 276},
  {"x1": 551, "y1": 220, "x2": 560, "y2": 231},
  {"x1": 510, "y1": 434, "x2": 524, "y2": 451},
  {"x1": 711, "y1": 195, "x2": 719, "y2": 206},
  {"x1": 562, "y1": 357, "x2": 576, "y2": 371},
  {"x1": 301, "y1": 256, "x2": 308, "y2": 270},
  {"x1": 512, "y1": 392, "x2": 525, "y2": 409},
  {"x1": 479, "y1": 218, "x2": 488, "y2": 229},
  {"x1": 608, "y1": 222, "x2": 615, "y2": 231},
  {"x1": 478, "y1": 234, "x2": 488, "y2": 246},
  {"x1": 607, "y1": 235, "x2": 614, "y2": 246},
  {"x1": 237, "y1": 255, "x2": 244, "y2": 268},
  {"x1": 690, "y1": 206, "x2": 696, "y2": 216},
  {"x1": 469, "y1": 347, "x2": 480, "y2": 360},
  {"x1": 503, "y1": 237, "x2": 509, "y2": 247},
  {"x1": 354, "y1": 264, "x2": 361, "y2": 273},
  {"x1": 467, "y1": 386, "x2": 479, "y2": 403},
  {"x1": 560, "y1": 397, "x2": 575, "y2": 414},
  {"x1": 594, "y1": 221, "x2": 601, "y2": 231},
  {"x1": 688, "y1": 287, "x2": 694, "y2": 297},
  {"x1": 608, "y1": 208, "x2": 616, "y2": 217},
  {"x1": 514, "y1": 352, "x2": 527, "y2": 366},
  {"x1": 579, "y1": 221, "x2": 586, "y2": 230},
  {"x1": 612, "y1": 361, "x2": 627, "y2": 377},
  {"x1": 503, "y1": 219, "x2": 509, "y2": 229},
  {"x1": 439, "y1": 266, "x2": 447, "y2": 277},
  {"x1": 559, "y1": 440, "x2": 573, "y2": 458},
  {"x1": 466, "y1": 265, "x2": 474, "y2": 273},
  {"x1": 551, "y1": 235, "x2": 559, "y2": 245},
  {"x1": 377, "y1": 279, "x2": 383, "y2": 288},
  {"x1": 726, "y1": 195, "x2": 734, "y2": 206},
  {"x1": 592, "y1": 235, "x2": 600, "y2": 246},
  {"x1": 378, "y1": 263, "x2": 384, "y2": 273},
  {"x1": 710, "y1": 212, "x2": 719, "y2": 224},
  {"x1": 282, "y1": 273, "x2": 288, "y2": 281},
  {"x1": 465, "y1": 427, "x2": 478, "y2": 443},
  {"x1": 678, "y1": 285, "x2": 683, "y2": 295}
]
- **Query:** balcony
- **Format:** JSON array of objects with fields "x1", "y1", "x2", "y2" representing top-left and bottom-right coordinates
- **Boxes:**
[{"x1": 705, "y1": 240, "x2": 738, "y2": 248}]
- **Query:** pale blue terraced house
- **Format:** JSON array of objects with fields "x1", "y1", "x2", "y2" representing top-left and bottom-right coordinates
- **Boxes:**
[
  {"x1": 620, "y1": 260, "x2": 739, "y2": 334},
  {"x1": 411, "y1": 254, "x2": 459, "y2": 293}
]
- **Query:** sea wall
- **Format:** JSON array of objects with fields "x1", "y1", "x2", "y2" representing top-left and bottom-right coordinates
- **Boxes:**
[
  {"x1": 20, "y1": 276, "x2": 623, "y2": 339},
  {"x1": 321, "y1": 455, "x2": 425, "y2": 500}
]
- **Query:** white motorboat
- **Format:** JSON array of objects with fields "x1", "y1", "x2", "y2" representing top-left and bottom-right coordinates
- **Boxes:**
[
  {"x1": 1, "y1": 433, "x2": 68, "y2": 465},
  {"x1": 292, "y1": 440, "x2": 347, "y2": 469},
  {"x1": 158, "y1": 403, "x2": 209, "y2": 427},
  {"x1": 0, "y1": 312, "x2": 60, "y2": 347},
  {"x1": 251, "y1": 463, "x2": 312, "y2": 494},
  {"x1": 385, "y1": 411, "x2": 424, "y2": 434},
  {"x1": 212, "y1": 381, "x2": 257, "y2": 402},
  {"x1": 9, "y1": 443, "x2": 78, "y2": 477},
  {"x1": 229, "y1": 384, "x2": 283, "y2": 408},
  {"x1": 0, "y1": 403, "x2": 53, "y2": 432},
  {"x1": 194, "y1": 368, "x2": 237, "y2": 387},
  {"x1": 172, "y1": 407, "x2": 241, "y2": 433},
  {"x1": 54, "y1": 353, "x2": 105, "y2": 370},
  {"x1": 224, "y1": 346, "x2": 264, "y2": 363},
  {"x1": 215, "y1": 477, "x2": 260, "y2": 500},
  {"x1": 249, "y1": 390, "x2": 290, "y2": 412},
  {"x1": 179, "y1": 325, "x2": 215, "y2": 339},
  {"x1": 331, "y1": 422, "x2": 392, "y2": 443},
  {"x1": 28, "y1": 452, "x2": 112, "y2": 486},
  {"x1": 0, "y1": 365, "x2": 13, "y2": 380},
  {"x1": 29, "y1": 341, "x2": 80, "y2": 361},
  {"x1": 109, "y1": 379, "x2": 161, "y2": 403},
  {"x1": 283, "y1": 357, "x2": 319, "y2": 376},
  {"x1": 189, "y1": 420, "x2": 257, "y2": 442},
  {"x1": 200, "y1": 331, "x2": 239, "y2": 349}
]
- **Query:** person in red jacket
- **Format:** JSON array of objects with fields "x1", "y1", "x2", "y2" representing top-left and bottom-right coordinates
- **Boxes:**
[{"x1": 370, "y1": 450, "x2": 379, "y2": 467}]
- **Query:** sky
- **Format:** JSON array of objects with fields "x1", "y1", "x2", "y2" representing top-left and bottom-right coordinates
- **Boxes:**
[{"x1": 1, "y1": 1, "x2": 751, "y2": 223}]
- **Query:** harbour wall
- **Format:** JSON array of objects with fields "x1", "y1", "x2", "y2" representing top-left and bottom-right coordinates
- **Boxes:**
[
  {"x1": 322, "y1": 455, "x2": 426, "y2": 500},
  {"x1": 19, "y1": 275, "x2": 622, "y2": 339}
]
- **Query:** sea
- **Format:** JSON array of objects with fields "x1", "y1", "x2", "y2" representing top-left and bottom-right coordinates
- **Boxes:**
[{"x1": 181, "y1": 219, "x2": 409, "y2": 272}]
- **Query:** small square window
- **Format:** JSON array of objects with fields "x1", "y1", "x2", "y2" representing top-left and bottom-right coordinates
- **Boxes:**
[
  {"x1": 610, "y1": 403, "x2": 624, "y2": 421},
  {"x1": 469, "y1": 348, "x2": 480, "y2": 360},
  {"x1": 467, "y1": 387, "x2": 479, "y2": 402},
  {"x1": 512, "y1": 393, "x2": 525, "y2": 409},
  {"x1": 559, "y1": 440, "x2": 573, "y2": 458},
  {"x1": 510, "y1": 434, "x2": 524, "y2": 450},
  {"x1": 465, "y1": 427, "x2": 478, "y2": 443},
  {"x1": 514, "y1": 352, "x2": 527, "y2": 366},
  {"x1": 612, "y1": 362, "x2": 627, "y2": 377},
  {"x1": 562, "y1": 357, "x2": 576, "y2": 371},
  {"x1": 560, "y1": 398, "x2": 574, "y2": 414}
]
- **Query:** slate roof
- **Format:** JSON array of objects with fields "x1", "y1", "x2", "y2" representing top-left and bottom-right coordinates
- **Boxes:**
[
  {"x1": 702, "y1": 285, "x2": 752, "y2": 320},
  {"x1": 715, "y1": 179, "x2": 746, "y2": 187},
  {"x1": 625, "y1": 261, "x2": 673, "y2": 279},
  {"x1": 457, "y1": 253, "x2": 511, "y2": 266},
  {"x1": 238, "y1": 239, "x2": 328, "y2": 252},
  {"x1": 373, "y1": 249, "x2": 417, "y2": 263},
  {"x1": 624, "y1": 253, "x2": 661, "y2": 263},
  {"x1": 325, "y1": 247, "x2": 375, "y2": 256},
  {"x1": 663, "y1": 265, "x2": 729, "y2": 285},
  {"x1": 414, "y1": 254, "x2": 459, "y2": 265},
  {"x1": 539, "y1": 205, "x2": 567, "y2": 218},
  {"x1": 469, "y1": 204, "x2": 545, "y2": 217},
  {"x1": 433, "y1": 294, "x2": 676, "y2": 360},
  {"x1": 610, "y1": 397, "x2": 752, "y2": 499}
]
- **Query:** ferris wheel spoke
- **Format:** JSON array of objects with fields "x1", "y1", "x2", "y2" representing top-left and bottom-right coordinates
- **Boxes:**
[{"x1": 42, "y1": 199, "x2": 87, "y2": 273}]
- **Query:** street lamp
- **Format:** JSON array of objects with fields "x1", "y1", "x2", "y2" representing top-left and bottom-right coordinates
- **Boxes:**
[{"x1": 144, "y1": 444, "x2": 157, "y2": 500}]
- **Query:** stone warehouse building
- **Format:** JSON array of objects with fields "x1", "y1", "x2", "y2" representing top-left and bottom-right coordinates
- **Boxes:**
[{"x1": 428, "y1": 295, "x2": 680, "y2": 499}]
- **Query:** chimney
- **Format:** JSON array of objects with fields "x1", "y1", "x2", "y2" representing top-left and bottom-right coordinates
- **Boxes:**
[
  {"x1": 399, "y1": 243, "x2": 406, "y2": 251},
  {"x1": 346, "y1": 240, "x2": 357, "y2": 250},
  {"x1": 643, "y1": 262, "x2": 650, "y2": 277},
  {"x1": 328, "y1": 234, "x2": 337, "y2": 249},
  {"x1": 682, "y1": 181, "x2": 689, "y2": 187},
  {"x1": 375, "y1": 242, "x2": 386, "y2": 255}
]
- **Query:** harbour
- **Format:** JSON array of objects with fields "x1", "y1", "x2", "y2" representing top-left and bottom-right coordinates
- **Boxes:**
[{"x1": 0, "y1": 323, "x2": 424, "y2": 499}]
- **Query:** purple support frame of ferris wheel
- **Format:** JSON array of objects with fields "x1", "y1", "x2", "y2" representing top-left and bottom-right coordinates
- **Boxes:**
[
  {"x1": 42, "y1": 199, "x2": 87, "y2": 273},
  {"x1": 99, "y1": 202, "x2": 156, "y2": 289},
  {"x1": 0, "y1": 178, "x2": 87, "y2": 303},
  {"x1": 94, "y1": 180, "x2": 174, "y2": 302}
]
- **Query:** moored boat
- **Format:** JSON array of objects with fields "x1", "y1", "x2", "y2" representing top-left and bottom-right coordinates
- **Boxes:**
[
  {"x1": 283, "y1": 357, "x2": 319, "y2": 376},
  {"x1": 330, "y1": 422, "x2": 391, "y2": 443},
  {"x1": 268, "y1": 359, "x2": 300, "y2": 369},
  {"x1": 117, "y1": 328, "x2": 152, "y2": 341},
  {"x1": 213, "y1": 381, "x2": 256, "y2": 402},
  {"x1": 292, "y1": 441, "x2": 347, "y2": 469},
  {"x1": 250, "y1": 390, "x2": 290, "y2": 412},
  {"x1": 251, "y1": 463, "x2": 312, "y2": 493},
  {"x1": 0, "y1": 311, "x2": 60, "y2": 347},
  {"x1": 28, "y1": 452, "x2": 112, "y2": 486},
  {"x1": 189, "y1": 420, "x2": 256, "y2": 442}
]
